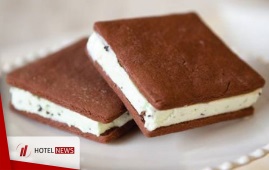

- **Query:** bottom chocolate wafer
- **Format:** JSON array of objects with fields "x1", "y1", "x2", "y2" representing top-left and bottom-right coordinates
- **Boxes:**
[{"x1": 11, "y1": 105, "x2": 135, "y2": 143}]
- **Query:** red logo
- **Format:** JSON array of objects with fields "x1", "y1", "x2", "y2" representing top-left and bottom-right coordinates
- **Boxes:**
[
  {"x1": 16, "y1": 144, "x2": 31, "y2": 157},
  {"x1": 55, "y1": 147, "x2": 75, "y2": 154}
]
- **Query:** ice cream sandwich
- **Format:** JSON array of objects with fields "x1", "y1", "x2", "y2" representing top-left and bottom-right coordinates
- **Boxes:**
[
  {"x1": 7, "y1": 38, "x2": 134, "y2": 143},
  {"x1": 86, "y1": 13, "x2": 265, "y2": 137}
]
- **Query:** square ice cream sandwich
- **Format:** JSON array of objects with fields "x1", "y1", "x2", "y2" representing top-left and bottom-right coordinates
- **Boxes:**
[
  {"x1": 86, "y1": 13, "x2": 265, "y2": 137},
  {"x1": 6, "y1": 38, "x2": 134, "y2": 143}
]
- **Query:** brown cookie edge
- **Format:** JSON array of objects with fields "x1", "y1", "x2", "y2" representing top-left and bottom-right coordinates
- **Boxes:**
[
  {"x1": 93, "y1": 61, "x2": 254, "y2": 137},
  {"x1": 10, "y1": 104, "x2": 135, "y2": 143}
]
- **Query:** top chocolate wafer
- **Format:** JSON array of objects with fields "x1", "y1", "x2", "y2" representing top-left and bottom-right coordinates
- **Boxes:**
[
  {"x1": 7, "y1": 38, "x2": 126, "y2": 123},
  {"x1": 92, "y1": 13, "x2": 265, "y2": 110}
]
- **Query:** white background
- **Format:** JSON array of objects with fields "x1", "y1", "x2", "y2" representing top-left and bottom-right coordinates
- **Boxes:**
[{"x1": 1, "y1": 0, "x2": 269, "y2": 65}]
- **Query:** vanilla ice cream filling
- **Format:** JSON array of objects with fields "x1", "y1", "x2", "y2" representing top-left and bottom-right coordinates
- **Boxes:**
[
  {"x1": 10, "y1": 87, "x2": 132, "y2": 136},
  {"x1": 87, "y1": 32, "x2": 262, "y2": 131}
]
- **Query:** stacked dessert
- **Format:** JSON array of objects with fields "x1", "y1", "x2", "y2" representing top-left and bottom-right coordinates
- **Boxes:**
[{"x1": 7, "y1": 13, "x2": 265, "y2": 142}]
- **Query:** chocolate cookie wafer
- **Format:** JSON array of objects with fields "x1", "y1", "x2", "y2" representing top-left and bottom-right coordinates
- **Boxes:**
[
  {"x1": 7, "y1": 38, "x2": 134, "y2": 143},
  {"x1": 87, "y1": 13, "x2": 265, "y2": 137}
]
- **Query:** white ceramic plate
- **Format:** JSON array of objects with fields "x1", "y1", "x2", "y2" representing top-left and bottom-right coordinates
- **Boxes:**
[{"x1": 1, "y1": 43, "x2": 269, "y2": 170}]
